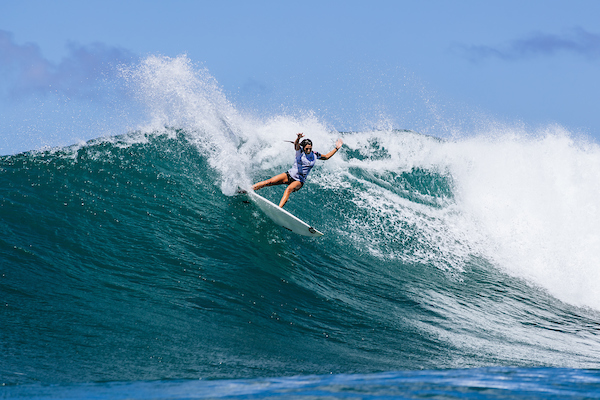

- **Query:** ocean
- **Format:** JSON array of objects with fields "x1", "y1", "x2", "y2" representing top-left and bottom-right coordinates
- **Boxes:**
[{"x1": 1, "y1": 55, "x2": 600, "y2": 399}]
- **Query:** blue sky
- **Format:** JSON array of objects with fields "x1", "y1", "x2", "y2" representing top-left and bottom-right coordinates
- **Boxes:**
[{"x1": 1, "y1": 0, "x2": 600, "y2": 154}]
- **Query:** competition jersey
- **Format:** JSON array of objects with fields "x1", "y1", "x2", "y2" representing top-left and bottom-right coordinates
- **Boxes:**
[{"x1": 288, "y1": 149, "x2": 323, "y2": 183}]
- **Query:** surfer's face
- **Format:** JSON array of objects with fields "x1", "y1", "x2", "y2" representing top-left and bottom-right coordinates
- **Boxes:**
[{"x1": 304, "y1": 145, "x2": 312, "y2": 154}]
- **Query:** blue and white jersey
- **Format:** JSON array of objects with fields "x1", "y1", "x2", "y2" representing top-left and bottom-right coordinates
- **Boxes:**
[{"x1": 288, "y1": 149, "x2": 322, "y2": 183}]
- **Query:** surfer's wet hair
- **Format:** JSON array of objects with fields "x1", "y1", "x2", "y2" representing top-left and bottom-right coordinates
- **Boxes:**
[{"x1": 300, "y1": 139, "x2": 313, "y2": 149}]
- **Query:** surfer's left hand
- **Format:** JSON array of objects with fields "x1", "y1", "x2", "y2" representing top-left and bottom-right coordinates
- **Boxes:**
[{"x1": 335, "y1": 139, "x2": 343, "y2": 149}]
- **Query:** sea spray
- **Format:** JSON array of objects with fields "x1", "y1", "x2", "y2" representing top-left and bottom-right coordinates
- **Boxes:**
[
  {"x1": 119, "y1": 54, "x2": 250, "y2": 194},
  {"x1": 118, "y1": 55, "x2": 340, "y2": 195}
]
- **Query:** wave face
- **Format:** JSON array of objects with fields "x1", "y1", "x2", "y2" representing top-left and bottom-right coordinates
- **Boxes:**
[{"x1": 2, "y1": 55, "x2": 600, "y2": 387}]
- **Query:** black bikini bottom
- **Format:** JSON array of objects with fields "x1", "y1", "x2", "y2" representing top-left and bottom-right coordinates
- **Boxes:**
[{"x1": 285, "y1": 171, "x2": 298, "y2": 185}]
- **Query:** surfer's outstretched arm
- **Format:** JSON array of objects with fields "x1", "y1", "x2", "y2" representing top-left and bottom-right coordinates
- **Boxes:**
[{"x1": 319, "y1": 139, "x2": 343, "y2": 160}]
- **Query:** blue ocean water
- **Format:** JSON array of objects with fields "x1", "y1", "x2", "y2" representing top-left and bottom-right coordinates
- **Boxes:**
[
  {"x1": 2, "y1": 55, "x2": 600, "y2": 399},
  {"x1": 4, "y1": 368, "x2": 600, "y2": 399}
]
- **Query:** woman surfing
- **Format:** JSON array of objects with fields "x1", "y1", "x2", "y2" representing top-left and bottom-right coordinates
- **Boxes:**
[{"x1": 252, "y1": 133, "x2": 343, "y2": 208}]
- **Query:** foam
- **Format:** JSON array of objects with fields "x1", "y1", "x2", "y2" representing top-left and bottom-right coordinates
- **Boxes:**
[
  {"x1": 339, "y1": 125, "x2": 600, "y2": 310},
  {"x1": 444, "y1": 127, "x2": 600, "y2": 309}
]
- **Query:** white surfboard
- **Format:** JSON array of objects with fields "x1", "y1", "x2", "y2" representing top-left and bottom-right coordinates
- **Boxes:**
[{"x1": 246, "y1": 190, "x2": 324, "y2": 237}]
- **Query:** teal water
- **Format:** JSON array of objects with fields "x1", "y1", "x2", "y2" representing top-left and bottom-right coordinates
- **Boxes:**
[
  {"x1": 2, "y1": 55, "x2": 600, "y2": 398},
  {"x1": 2, "y1": 129, "x2": 600, "y2": 386}
]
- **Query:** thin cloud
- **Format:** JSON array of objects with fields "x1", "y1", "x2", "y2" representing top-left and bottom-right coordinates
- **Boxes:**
[
  {"x1": 456, "y1": 27, "x2": 600, "y2": 63},
  {"x1": 0, "y1": 29, "x2": 137, "y2": 98}
]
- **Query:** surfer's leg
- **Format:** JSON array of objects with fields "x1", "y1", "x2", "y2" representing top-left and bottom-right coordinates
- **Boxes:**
[
  {"x1": 279, "y1": 181, "x2": 303, "y2": 208},
  {"x1": 252, "y1": 173, "x2": 288, "y2": 191}
]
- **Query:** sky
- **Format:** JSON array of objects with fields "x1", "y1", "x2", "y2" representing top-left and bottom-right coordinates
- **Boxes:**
[{"x1": 1, "y1": 0, "x2": 600, "y2": 154}]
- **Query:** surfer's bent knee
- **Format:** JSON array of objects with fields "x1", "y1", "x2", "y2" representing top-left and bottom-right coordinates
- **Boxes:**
[{"x1": 288, "y1": 181, "x2": 303, "y2": 193}]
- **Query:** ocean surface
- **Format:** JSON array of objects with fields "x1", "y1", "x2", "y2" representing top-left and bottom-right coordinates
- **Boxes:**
[{"x1": 2, "y1": 55, "x2": 600, "y2": 399}]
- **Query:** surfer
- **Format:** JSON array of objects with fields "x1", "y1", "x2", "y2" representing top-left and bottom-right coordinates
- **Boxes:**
[{"x1": 252, "y1": 133, "x2": 343, "y2": 208}]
